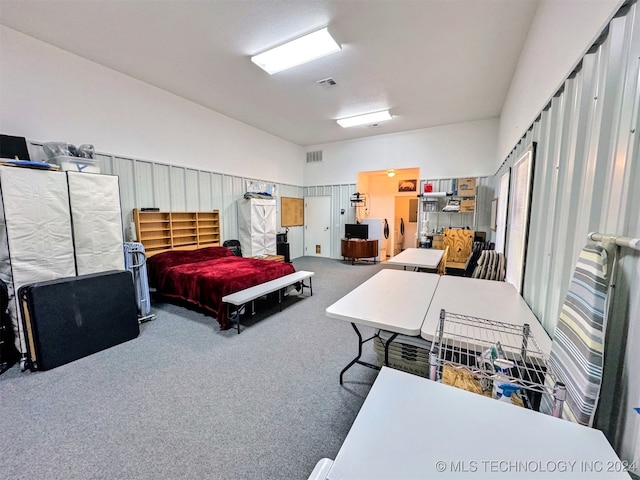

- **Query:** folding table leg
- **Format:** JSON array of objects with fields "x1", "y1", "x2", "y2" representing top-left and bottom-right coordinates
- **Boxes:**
[
  {"x1": 227, "y1": 303, "x2": 244, "y2": 334},
  {"x1": 382, "y1": 332, "x2": 399, "y2": 366},
  {"x1": 339, "y1": 322, "x2": 379, "y2": 385}
]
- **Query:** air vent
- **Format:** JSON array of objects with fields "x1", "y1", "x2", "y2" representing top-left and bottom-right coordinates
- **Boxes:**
[
  {"x1": 316, "y1": 77, "x2": 337, "y2": 89},
  {"x1": 306, "y1": 150, "x2": 323, "y2": 163}
]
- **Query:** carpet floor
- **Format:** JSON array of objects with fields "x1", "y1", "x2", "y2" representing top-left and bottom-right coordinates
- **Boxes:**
[{"x1": 0, "y1": 256, "x2": 393, "y2": 480}]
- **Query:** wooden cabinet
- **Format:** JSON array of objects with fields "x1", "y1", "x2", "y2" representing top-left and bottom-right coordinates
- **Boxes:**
[
  {"x1": 133, "y1": 209, "x2": 220, "y2": 256},
  {"x1": 341, "y1": 238, "x2": 379, "y2": 264}
]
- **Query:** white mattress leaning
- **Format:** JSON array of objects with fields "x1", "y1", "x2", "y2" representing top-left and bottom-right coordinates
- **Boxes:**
[
  {"x1": 0, "y1": 167, "x2": 77, "y2": 353},
  {"x1": 67, "y1": 172, "x2": 124, "y2": 275}
]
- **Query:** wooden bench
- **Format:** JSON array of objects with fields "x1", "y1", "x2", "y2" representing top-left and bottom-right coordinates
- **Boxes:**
[{"x1": 222, "y1": 270, "x2": 314, "y2": 333}]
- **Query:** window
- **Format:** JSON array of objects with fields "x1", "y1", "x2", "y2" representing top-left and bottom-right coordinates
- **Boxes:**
[
  {"x1": 494, "y1": 169, "x2": 510, "y2": 253},
  {"x1": 505, "y1": 145, "x2": 535, "y2": 293}
]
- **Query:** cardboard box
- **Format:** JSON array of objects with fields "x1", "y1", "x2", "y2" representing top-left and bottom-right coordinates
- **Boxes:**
[
  {"x1": 51, "y1": 156, "x2": 101, "y2": 174},
  {"x1": 458, "y1": 177, "x2": 476, "y2": 196},
  {"x1": 431, "y1": 234, "x2": 444, "y2": 249},
  {"x1": 460, "y1": 199, "x2": 475, "y2": 212}
]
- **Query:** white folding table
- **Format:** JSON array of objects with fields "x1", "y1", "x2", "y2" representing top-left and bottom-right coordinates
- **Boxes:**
[
  {"x1": 325, "y1": 269, "x2": 440, "y2": 384},
  {"x1": 326, "y1": 367, "x2": 632, "y2": 479},
  {"x1": 386, "y1": 247, "x2": 444, "y2": 271},
  {"x1": 421, "y1": 275, "x2": 552, "y2": 355}
]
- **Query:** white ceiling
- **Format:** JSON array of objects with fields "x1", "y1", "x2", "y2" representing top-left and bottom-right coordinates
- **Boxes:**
[{"x1": 0, "y1": 0, "x2": 539, "y2": 147}]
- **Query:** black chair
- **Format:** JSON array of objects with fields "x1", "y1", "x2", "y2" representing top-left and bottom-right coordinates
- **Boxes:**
[
  {"x1": 223, "y1": 240, "x2": 242, "y2": 257},
  {"x1": 464, "y1": 241, "x2": 488, "y2": 277}
]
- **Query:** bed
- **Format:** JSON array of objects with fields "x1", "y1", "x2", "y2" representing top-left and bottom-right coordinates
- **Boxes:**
[{"x1": 147, "y1": 246, "x2": 296, "y2": 330}]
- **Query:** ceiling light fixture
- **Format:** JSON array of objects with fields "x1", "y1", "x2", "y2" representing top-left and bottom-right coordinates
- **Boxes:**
[
  {"x1": 387, "y1": 169, "x2": 396, "y2": 178},
  {"x1": 337, "y1": 110, "x2": 393, "y2": 128},
  {"x1": 251, "y1": 27, "x2": 341, "y2": 75}
]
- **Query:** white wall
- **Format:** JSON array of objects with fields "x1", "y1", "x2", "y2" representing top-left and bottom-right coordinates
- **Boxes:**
[
  {"x1": 0, "y1": 26, "x2": 303, "y2": 186},
  {"x1": 303, "y1": 118, "x2": 498, "y2": 186},
  {"x1": 498, "y1": 0, "x2": 623, "y2": 163},
  {"x1": 496, "y1": 3, "x2": 640, "y2": 469}
]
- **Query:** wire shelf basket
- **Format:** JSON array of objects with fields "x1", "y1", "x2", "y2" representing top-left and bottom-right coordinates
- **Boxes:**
[{"x1": 429, "y1": 309, "x2": 565, "y2": 413}]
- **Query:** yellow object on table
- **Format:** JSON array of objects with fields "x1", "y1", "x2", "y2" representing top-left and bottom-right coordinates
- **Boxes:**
[{"x1": 441, "y1": 364, "x2": 524, "y2": 407}]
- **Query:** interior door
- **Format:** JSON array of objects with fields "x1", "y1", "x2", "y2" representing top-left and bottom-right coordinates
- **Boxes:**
[{"x1": 304, "y1": 196, "x2": 331, "y2": 258}]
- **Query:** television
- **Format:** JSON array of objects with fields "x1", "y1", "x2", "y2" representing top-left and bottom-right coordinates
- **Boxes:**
[{"x1": 345, "y1": 223, "x2": 368, "y2": 239}]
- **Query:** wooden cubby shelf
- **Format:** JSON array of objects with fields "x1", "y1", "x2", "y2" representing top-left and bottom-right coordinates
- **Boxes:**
[{"x1": 133, "y1": 208, "x2": 221, "y2": 256}]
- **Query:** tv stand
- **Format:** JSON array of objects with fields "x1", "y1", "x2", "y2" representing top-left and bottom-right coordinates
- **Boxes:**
[{"x1": 341, "y1": 238, "x2": 379, "y2": 265}]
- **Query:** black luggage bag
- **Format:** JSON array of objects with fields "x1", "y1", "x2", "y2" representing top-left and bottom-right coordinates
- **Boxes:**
[{"x1": 19, "y1": 270, "x2": 139, "y2": 371}]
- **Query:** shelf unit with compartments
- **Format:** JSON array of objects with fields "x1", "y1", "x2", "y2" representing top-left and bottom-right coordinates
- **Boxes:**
[
  {"x1": 418, "y1": 178, "x2": 477, "y2": 236},
  {"x1": 133, "y1": 209, "x2": 220, "y2": 256}
]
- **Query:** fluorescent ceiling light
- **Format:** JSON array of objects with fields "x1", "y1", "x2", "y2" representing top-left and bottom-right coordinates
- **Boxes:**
[
  {"x1": 251, "y1": 27, "x2": 341, "y2": 74},
  {"x1": 387, "y1": 169, "x2": 396, "y2": 178},
  {"x1": 337, "y1": 110, "x2": 393, "y2": 128}
]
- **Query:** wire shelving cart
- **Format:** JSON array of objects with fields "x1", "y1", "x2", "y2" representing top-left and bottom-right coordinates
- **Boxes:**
[{"x1": 429, "y1": 309, "x2": 566, "y2": 416}]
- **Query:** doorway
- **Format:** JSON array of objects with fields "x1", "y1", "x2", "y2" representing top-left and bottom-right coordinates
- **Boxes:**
[
  {"x1": 394, "y1": 196, "x2": 418, "y2": 254},
  {"x1": 356, "y1": 168, "x2": 420, "y2": 258},
  {"x1": 304, "y1": 196, "x2": 331, "y2": 258}
]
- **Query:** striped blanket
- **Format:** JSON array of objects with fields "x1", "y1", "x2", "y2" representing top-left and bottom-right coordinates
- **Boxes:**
[{"x1": 540, "y1": 244, "x2": 608, "y2": 426}]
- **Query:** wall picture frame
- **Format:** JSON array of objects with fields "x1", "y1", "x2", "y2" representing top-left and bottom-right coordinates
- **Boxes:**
[
  {"x1": 491, "y1": 198, "x2": 498, "y2": 231},
  {"x1": 398, "y1": 179, "x2": 417, "y2": 192}
]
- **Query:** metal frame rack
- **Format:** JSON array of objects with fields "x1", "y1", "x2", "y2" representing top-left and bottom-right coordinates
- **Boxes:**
[
  {"x1": 429, "y1": 309, "x2": 565, "y2": 416},
  {"x1": 418, "y1": 179, "x2": 477, "y2": 235},
  {"x1": 123, "y1": 242, "x2": 156, "y2": 324}
]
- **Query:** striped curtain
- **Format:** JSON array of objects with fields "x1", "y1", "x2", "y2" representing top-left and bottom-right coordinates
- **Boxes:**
[{"x1": 540, "y1": 244, "x2": 608, "y2": 426}]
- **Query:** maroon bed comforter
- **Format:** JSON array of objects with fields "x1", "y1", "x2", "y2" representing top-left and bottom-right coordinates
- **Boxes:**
[
  {"x1": 148, "y1": 247, "x2": 295, "y2": 330},
  {"x1": 147, "y1": 246, "x2": 234, "y2": 288}
]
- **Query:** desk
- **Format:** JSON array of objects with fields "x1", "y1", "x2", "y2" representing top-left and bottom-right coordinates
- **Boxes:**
[
  {"x1": 327, "y1": 367, "x2": 631, "y2": 479},
  {"x1": 422, "y1": 276, "x2": 552, "y2": 355},
  {"x1": 326, "y1": 269, "x2": 440, "y2": 383},
  {"x1": 386, "y1": 247, "x2": 444, "y2": 270}
]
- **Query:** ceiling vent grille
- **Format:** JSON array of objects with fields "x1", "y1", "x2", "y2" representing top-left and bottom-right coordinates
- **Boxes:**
[
  {"x1": 306, "y1": 150, "x2": 323, "y2": 163},
  {"x1": 316, "y1": 77, "x2": 337, "y2": 89}
]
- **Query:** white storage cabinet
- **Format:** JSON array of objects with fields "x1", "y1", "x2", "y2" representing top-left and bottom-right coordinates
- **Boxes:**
[{"x1": 237, "y1": 198, "x2": 277, "y2": 257}]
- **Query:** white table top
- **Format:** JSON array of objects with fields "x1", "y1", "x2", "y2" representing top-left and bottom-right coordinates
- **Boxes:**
[
  {"x1": 421, "y1": 275, "x2": 552, "y2": 355},
  {"x1": 327, "y1": 367, "x2": 631, "y2": 480},
  {"x1": 325, "y1": 269, "x2": 440, "y2": 336},
  {"x1": 386, "y1": 247, "x2": 444, "y2": 269}
]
